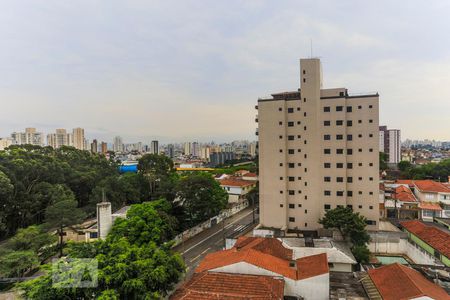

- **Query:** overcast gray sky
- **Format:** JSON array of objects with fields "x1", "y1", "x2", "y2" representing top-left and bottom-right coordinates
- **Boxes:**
[{"x1": 0, "y1": 1, "x2": 449, "y2": 143}]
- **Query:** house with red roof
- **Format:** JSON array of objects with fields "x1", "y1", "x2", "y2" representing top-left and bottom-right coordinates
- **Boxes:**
[
  {"x1": 400, "y1": 220, "x2": 450, "y2": 267},
  {"x1": 412, "y1": 180, "x2": 450, "y2": 219},
  {"x1": 218, "y1": 178, "x2": 256, "y2": 203},
  {"x1": 366, "y1": 263, "x2": 450, "y2": 300},
  {"x1": 173, "y1": 237, "x2": 330, "y2": 300}
]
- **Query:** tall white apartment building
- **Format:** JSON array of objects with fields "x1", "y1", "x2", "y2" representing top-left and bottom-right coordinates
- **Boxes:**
[
  {"x1": 72, "y1": 127, "x2": 85, "y2": 150},
  {"x1": 184, "y1": 142, "x2": 192, "y2": 155},
  {"x1": 11, "y1": 128, "x2": 44, "y2": 146},
  {"x1": 256, "y1": 58, "x2": 379, "y2": 232},
  {"x1": 47, "y1": 129, "x2": 69, "y2": 149},
  {"x1": 379, "y1": 126, "x2": 401, "y2": 164},
  {"x1": 113, "y1": 136, "x2": 124, "y2": 153}
]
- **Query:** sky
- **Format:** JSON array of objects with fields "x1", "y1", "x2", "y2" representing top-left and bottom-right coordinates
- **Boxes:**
[{"x1": 0, "y1": 1, "x2": 449, "y2": 144}]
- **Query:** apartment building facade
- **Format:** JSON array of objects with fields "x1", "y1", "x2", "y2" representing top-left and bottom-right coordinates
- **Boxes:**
[
  {"x1": 379, "y1": 126, "x2": 401, "y2": 164},
  {"x1": 256, "y1": 58, "x2": 379, "y2": 232}
]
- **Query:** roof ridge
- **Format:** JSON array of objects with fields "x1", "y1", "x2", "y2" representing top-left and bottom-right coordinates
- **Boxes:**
[{"x1": 394, "y1": 263, "x2": 427, "y2": 296}]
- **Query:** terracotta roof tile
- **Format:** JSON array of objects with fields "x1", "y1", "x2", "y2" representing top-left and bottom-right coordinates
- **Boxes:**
[
  {"x1": 419, "y1": 202, "x2": 443, "y2": 211},
  {"x1": 218, "y1": 178, "x2": 255, "y2": 187},
  {"x1": 413, "y1": 180, "x2": 450, "y2": 193},
  {"x1": 400, "y1": 220, "x2": 450, "y2": 258},
  {"x1": 368, "y1": 263, "x2": 450, "y2": 300},
  {"x1": 170, "y1": 272, "x2": 284, "y2": 300},
  {"x1": 393, "y1": 185, "x2": 418, "y2": 202}
]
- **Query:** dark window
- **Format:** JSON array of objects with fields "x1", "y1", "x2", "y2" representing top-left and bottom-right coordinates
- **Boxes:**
[
  {"x1": 369, "y1": 134, "x2": 373, "y2": 137},
  {"x1": 304, "y1": 195, "x2": 307, "y2": 200},
  {"x1": 358, "y1": 120, "x2": 362, "y2": 124},
  {"x1": 279, "y1": 121, "x2": 283, "y2": 125},
  {"x1": 280, "y1": 190, "x2": 283, "y2": 194},
  {"x1": 358, "y1": 148, "x2": 362, "y2": 152},
  {"x1": 297, "y1": 121, "x2": 301, "y2": 125},
  {"x1": 279, "y1": 149, "x2": 283, "y2": 153},
  {"x1": 358, "y1": 134, "x2": 362, "y2": 138},
  {"x1": 369, "y1": 119, "x2": 373, "y2": 123},
  {"x1": 347, "y1": 177, "x2": 353, "y2": 183},
  {"x1": 369, "y1": 105, "x2": 373, "y2": 108},
  {"x1": 280, "y1": 204, "x2": 284, "y2": 207},
  {"x1": 303, "y1": 70, "x2": 306, "y2": 74},
  {"x1": 347, "y1": 163, "x2": 353, "y2": 169},
  {"x1": 369, "y1": 163, "x2": 373, "y2": 166},
  {"x1": 298, "y1": 204, "x2": 302, "y2": 207},
  {"x1": 324, "y1": 204, "x2": 331, "y2": 210},
  {"x1": 336, "y1": 134, "x2": 343, "y2": 140},
  {"x1": 358, "y1": 163, "x2": 363, "y2": 166},
  {"x1": 337, "y1": 191, "x2": 344, "y2": 196},
  {"x1": 369, "y1": 148, "x2": 373, "y2": 152},
  {"x1": 289, "y1": 203, "x2": 295, "y2": 208},
  {"x1": 324, "y1": 176, "x2": 331, "y2": 182},
  {"x1": 324, "y1": 163, "x2": 331, "y2": 168},
  {"x1": 324, "y1": 120, "x2": 331, "y2": 126},
  {"x1": 366, "y1": 220, "x2": 377, "y2": 225},
  {"x1": 324, "y1": 106, "x2": 331, "y2": 112},
  {"x1": 336, "y1": 163, "x2": 344, "y2": 168},
  {"x1": 358, "y1": 177, "x2": 362, "y2": 180},
  {"x1": 304, "y1": 168, "x2": 307, "y2": 172},
  {"x1": 347, "y1": 134, "x2": 353, "y2": 141},
  {"x1": 346, "y1": 106, "x2": 352, "y2": 112},
  {"x1": 303, "y1": 112, "x2": 307, "y2": 117},
  {"x1": 289, "y1": 190, "x2": 295, "y2": 195},
  {"x1": 369, "y1": 191, "x2": 373, "y2": 195},
  {"x1": 297, "y1": 107, "x2": 300, "y2": 111},
  {"x1": 304, "y1": 140, "x2": 307, "y2": 144},
  {"x1": 288, "y1": 135, "x2": 294, "y2": 140},
  {"x1": 336, "y1": 120, "x2": 343, "y2": 126},
  {"x1": 288, "y1": 149, "x2": 294, "y2": 154},
  {"x1": 324, "y1": 190, "x2": 331, "y2": 196},
  {"x1": 347, "y1": 191, "x2": 353, "y2": 197},
  {"x1": 369, "y1": 205, "x2": 373, "y2": 209},
  {"x1": 279, "y1": 135, "x2": 283, "y2": 139},
  {"x1": 304, "y1": 209, "x2": 308, "y2": 214},
  {"x1": 288, "y1": 108, "x2": 294, "y2": 113},
  {"x1": 347, "y1": 204, "x2": 353, "y2": 209},
  {"x1": 304, "y1": 126, "x2": 307, "y2": 130},
  {"x1": 303, "y1": 98, "x2": 306, "y2": 102},
  {"x1": 324, "y1": 134, "x2": 331, "y2": 140},
  {"x1": 347, "y1": 120, "x2": 353, "y2": 126},
  {"x1": 359, "y1": 205, "x2": 363, "y2": 209},
  {"x1": 337, "y1": 177, "x2": 343, "y2": 182},
  {"x1": 369, "y1": 177, "x2": 374, "y2": 181},
  {"x1": 358, "y1": 105, "x2": 362, "y2": 109},
  {"x1": 289, "y1": 217, "x2": 295, "y2": 222},
  {"x1": 359, "y1": 191, "x2": 363, "y2": 195},
  {"x1": 279, "y1": 177, "x2": 283, "y2": 180},
  {"x1": 303, "y1": 78, "x2": 306, "y2": 83},
  {"x1": 347, "y1": 149, "x2": 353, "y2": 155},
  {"x1": 288, "y1": 163, "x2": 295, "y2": 168},
  {"x1": 288, "y1": 121, "x2": 294, "y2": 127},
  {"x1": 336, "y1": 149, "x2": 344, "y2": 154},
  {"x1": 288, "y1": 177, "x2": 295, "y2": 182},
  {"x1": 324, "y1": 149, "x2": 331, "y2": 154},
  {"x1": 336, "y1": 106, "x2": 343, "y2": 111},
  {"x1": 297, "y1": 163, "x2": 301, "y2": 166},
  {"x1": 278, "y1": 107, "x2": 282, "y2": 111},
  {"x1": 279, "y1": 163, "x2": 283, "y2": 166},
  {"x1": 305, "y1": 223, "x2": 308, "y2": 227}
]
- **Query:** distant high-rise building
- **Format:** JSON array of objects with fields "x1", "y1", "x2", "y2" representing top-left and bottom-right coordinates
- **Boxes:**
[
  {"x1": 183, "y1": 142, "x2": 192, "y2": 155},
  {"x1": 167, "y1": 144, "x2": 175, "y2": 158},
  {"x1": 379, "y1": 126, "x2": 401, "y2": 164},
  {"x1": 0, "y1": 138, "x2": 13, "y2": 150},
  {"x1": 200, "y1": 146, "x2": 211, "y2": 161},
  {"x1": 47, "y1": 129, "x2": 69, "y2": 149},
  {"x1": 151, "y1": 140, "x2": 159, "y2": 154},
  {"x1": 11, "y1": 127, "x2": 44, "y2": 146},
  {"x1": 101, "y1": 142, "x2": 108, "y2": 154},
  {"x1": 113, "y1": 136, "x2": 123, "y2": 153},
  {"x1": 249, "y1": 141, "x2": 258, "y2": 157},
  {"x1": 72, "y1": 127, "x2": 85, "y2": 150},
  {"x1": 192, "y1": 142, "x2": 200, "y2": 157},
  {"x1": 91, "y1": 139, "x2": 98, "y2": 153},
  {"x1": 257, "y1": 58, "x2": 379, "y2": 232}
]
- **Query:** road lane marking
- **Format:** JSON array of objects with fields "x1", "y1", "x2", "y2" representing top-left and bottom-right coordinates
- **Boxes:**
[
  {"x1": 200, "y1": 247, "x2": 211, "y2": 255},
  {"x1": 181, "y1": 209, "x2": 255, "y2": 255}
]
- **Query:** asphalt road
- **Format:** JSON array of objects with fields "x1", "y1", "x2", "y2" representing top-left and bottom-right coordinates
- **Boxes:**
[{"x1": 173, "y1": 206, "x2": 259, "y2": 280}]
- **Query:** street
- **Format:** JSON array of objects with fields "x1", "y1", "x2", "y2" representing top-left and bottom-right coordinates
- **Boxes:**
[{"x1": 173, "y1": 206, "x2": 259, "y2": 280}]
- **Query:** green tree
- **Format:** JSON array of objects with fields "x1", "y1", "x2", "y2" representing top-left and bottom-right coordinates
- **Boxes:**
[
  {"x1": 0, "y1": 170, "x2": 14, "y2": 236},
  {"x1": 398, "y1": 160, "x2": 412, "y2": 172},
  {"x1": 138, "y1": 154, "x2": 175, "y2": 200},
  {"x1": 176, "y1": 172, "x2": 228, "y2": 228},
  {"x1": 319, "y1": 207, "x2": 370, "y2": 263},
  {"x1": 44, "y1": 185, "x2": 86, "y2": 257},
  {"x1": 379, "y1": 152, "x2": 388, "y2": 171},
  {"x1": 8, "y1": 225, "x2": 56, "y2": 258},
  {"x1": 0, "y1": 250, "x2": 39, "y2": 278}
]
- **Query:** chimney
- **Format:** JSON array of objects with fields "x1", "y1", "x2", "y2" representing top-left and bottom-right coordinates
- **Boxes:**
[{"x1": 97, "y1": 201, "x2": 112, "y2": 240}]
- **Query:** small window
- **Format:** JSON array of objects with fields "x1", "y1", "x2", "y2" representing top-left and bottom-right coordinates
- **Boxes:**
[
  {"x1": 358, "y1": 120, "x2": 362, "y2": 124},
  {"x1": 336, "y1": 149, "x2": 344, "y2": 154},
  {"x1": 288, "y1": 135, "x2": 294, "y2": 140},
  {"x1": 369, "y1": 105, "x2": 373, "y2": 108},
  {"x1": 347, "y1": 205, "x2": 353, "y2": 209},
  {"x1": 288, "y1": 108, "x2": 294, "y2": 113},
  {"x1": 324, "y1": 163, "x2": 331, "y2": 168},
  {"x1": 358, "y1": 148, "x2": 363, "y2": 152},
  {"x1": 324, "y1": 120, "x2": 331, "y2": 126},
  {"x1": 358, "y1": 105, "x2": 362, "y2": 109},
  {"x1": 347, "y1": 191, "x2": 353, "y2": 197},
  {"x1": 336, "y1": 120, "x2": 343, "y2": 126},
  {"x1": 303, "y1": 112, "x2": 307, "y2": 117},
  {"x1": 324, "y1": 134, "x2": 331, "y2": 140},
  {"x1": 324, "y1": 149, "x2": 331, "y2": 154},
  {"x1": 369, "y1": 191, "x2": 373, "y2": 195},
  {"x1": 305, "y1": 223, "x2": 308, "y2": 227},
  {"x1": 304, "y1": 195, "x2": 308, "y2": 200},
  {"x1": 279, "y1": 177, "x2": 283, "y2": 180},
  {"x1": 359, "y1": 205, "x2": 362, "y2": 209},
  {"x1": 347, "y1": 163, "x2": 353, "y2": 169},
  {"x1": 304, "y1": 140, "x2": 307, "y2": 145},
  {"x1": 369, "y1": 148, "x2": 373, "y2": 152},
  {"x1": 369, "y1": 119, "x2": 373, "y2": 123},
  {"x1": 298, "y1": 204, "x2": 302, "y2": 207},
  {"x1": 346, "y1": 106, "x2": 352, "y2": 112},
  {"x1": 278, "y1": 107, "x2": 282, "y2": 111},
  {"x1": 303, "y1": 78, "x2": 306, "y2": 83},
  {"x1": 289, "y1": 217, "x2": 295, "y2": 222},
  {"x1": 297, "y1": 107, "x2": 300, "y2": 111},
  {"x1": 347, "y1": 177, "x2": 353, "y2": 183},
  {"x1": 279, "y1": 135, "x2": 283, "y2": 139},
  {"x1": 369, "y1": 134, "x2": 373, "y2": 137},
  {"x1": 288, "y1": 163, "x2": 295, "y2": 168},
  {"x1": 347, "y1": 134, "x2": 353, "y2": 141},
  {"x1": 347, "y1": 120, "x2": 353, "y2": 126},
  {"x1": 304, "y1": 209, "x2": 308, "y2": 214},
  {"x1": 289, "y1": 190, "x2": 295, "y2": 195},
  {"x1": 369, "y1": 177, "x2": 373, "y2": 181},
  {"x1": 336, "y1": 134, "x2": 343, "y2": 140},
  {"x1": 288, "y1": 149, "x2": 294, "y2": 154},
  {"x1": 289, "y1": 203, "x2": 295, "y2": 208},
  {"x1": 337, "y1": 191, "x2": 344, "y2": 196},
  {"x1": 336, "y1": 163, "x2": 344, "y2": 168},
  {"x1": 324, "y1": 190, "x2": 331, "y2": 196},
  {"x1": 288, "y1": 121, "x2": 294, "y2": 127},
  {"x1": 324, "y1": 204, "x2": 331, "y2": 210},
  {"x1": 279, "y1": 149, "x2": 283, "y2": 153},
  {"x1": 369, "y1": 163, "x2": 373, "y2": 166},
  {"x1": 288, "y1": 177, "x2": 295, "y2": 182},
  {"x1": 303, "y1": 70, "x2": 306, "y2": 74},
  {"x1": 336, "y1": 106, "x2": 343, "y2": 111},
  {"x1": 279, "y1": 163, "x2": 283, "y2": 166},
  {"x1": 280, "y1": 190, "x2": 283, "y2": 194},
  {"x1": 369, "y1": 205, "x2": 373, "y2": 209},
  {"x1": 324, "y1": 106, "x2": 331, "y2": 112},
  {"x1": 336, "y1": 177, "x2": 343, "y2": 182},
  {"x1": 358, "y1": 134, "x2": 362, "y2": 138},
  {"x1": 324, "y1": 176, "x2": 331, "y2": 182},
  {"x1": 358, "y1": 163, "x2": 363, "y2": 167},
  {"x1": 280, "y1": 204, "x2": 284, "y2": 207},
  {"x1": 347, "y1": 149, "x2": 353, "y2": 155},
  {"x1": 304, "y1": 126, "x2": 307, "y2": 130},
  {"x1": 279, "y1": 121, "x2": 283, "y2": 125},
  {"x1": 359, "y1": 191, "x2": 363, "y2": 195},
  {"x1": 358, "y1": 177, "x2": 362, "y2": 180},
  {"x1": 297, "y1": 121, "x2": 301, "y2": 125}
]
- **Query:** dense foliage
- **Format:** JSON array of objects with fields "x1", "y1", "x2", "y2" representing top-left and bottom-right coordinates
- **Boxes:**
[
  {"x1": 399, "y1": 158, "x2": 450, "y2": 180},
  {"x1": 319, "y1": 207, "x2": 371, "y2": 263},
  {"x1": 19, "y1": 201, "x2": 185, "y2": 299}
]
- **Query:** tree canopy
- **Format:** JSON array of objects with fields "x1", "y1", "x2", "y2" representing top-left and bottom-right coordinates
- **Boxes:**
[{"x1": 399, "y1": 158, "x2": 450, "y2": 181}]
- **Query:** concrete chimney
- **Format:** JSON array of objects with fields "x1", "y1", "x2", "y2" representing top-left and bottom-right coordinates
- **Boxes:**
[{"x1": 97, "y1": 202, "x2": 112, "y2": 239}]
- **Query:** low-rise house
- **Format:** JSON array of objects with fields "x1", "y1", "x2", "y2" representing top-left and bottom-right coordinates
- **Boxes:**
[
  {"x1": 242, "y1": 172, "x2": 258, "y2": 181},
  {"x1": 365, "y1": 263, "x2": 450, "y2": 300},
  {"x1": 218, "y1": 178, "x2": 256, "y2": 204},
  {"x1": 400, "y1": 220, "x2": 450, "y2": 267},
  {"x1": 189, "y1": 237, "x2": 330, "y2": 300},
  {"x1": 413, "y1": 180, "x2": 450, "y2": 218}
]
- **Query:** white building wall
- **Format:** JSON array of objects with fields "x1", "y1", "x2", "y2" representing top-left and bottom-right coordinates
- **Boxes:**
[{"x1": 369, "y1": 238, "x2": 438, "y2": 265}]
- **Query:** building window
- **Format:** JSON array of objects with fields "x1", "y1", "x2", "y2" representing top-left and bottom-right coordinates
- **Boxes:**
[
  {"x1": 359, "y1": 191, "x2": 363, "y2": 195},
  {"x1": 279, "y1": 135, "x2": 283, "y2": 139},
  {"x1": 369, "y1": 105, "x2": 373, "y2": 108},
  {"x1": 337, "y1": 177, "x2": 344, "y2": 182},
  {"x1": 347, "y1": 163, "x2": 353, "y2": 169},
  {"x1": 305, "y1": 209, "x2": 308, "y2": 214},
  {"x1": 369, "y1": 119, "x2": 373, "y2": 123},
  {"x1": 358, "y1": 105, "x2": 362, "y2": 109},
  {"x1": 289, "y1": 190, "x2": 295, "y2": 195},
  {"x1": 304, "y1": 112, "x2": 307, "y2": 117},
  {"x1": 288, "y1": 163, "x2": 295, "y2": 168},
  {"x1": 369, "y1": 205, "x2": 373, "y2": 209},
  {"x1": 369, "y1": 163, "x2": 373, "y2": 166},
  {"x1": 280, "y1": 190, "x2": 283, "y2": 194},
  {"x1": 289, "y1": 217, "x2": 295, "y2": 222},
  {"x1": 347, "y1": 120, "x2": 353, "y2": 126},
  {"x1": 279, "y1": 177, "x2": 283, "y2": 180},
  {"x1": 288, "y1": 177, "x2": 295, "y2": 181},
  {"x1": 358, "y1": 177, "x2": 362, "y2": 181},
  {"x1": 347, "y1": 191, "x2": 353, "y2": 197},
  {"x1": 288, "y1": 135, "x2": 294, "y2": 140},
  {"x1": 305, "y1": 223, "x2": 308, "y2": 227},
  {"x1": 336, "y1": 134, "x2": 343, "y2": 140},
  {"x1": 369, "y1": 134, "x2": 373, "y2": 137},
  {"x1": 337, "y1": 191, "x2": 344, "y2": 196},
  {"x1": 347, "y1": 205, "x2": 353, "y2": 210},
  {"x1": 279, "y1": 163, "x2": 283, "y2": 167},
  {"x1": 358, "y1": 148, "x2": 362, "y2": 152},
  {"x1": 336, "y1": 149, "x2": 344, "y2": 154},
  {"x1": 324, "y1": 120, "x2": 331, "y2": 126},
  {"x1": 280, "y1": 204, "x2": 284, "y2": 207},
  {"x1": 324, "y1": 134, "x2": 331, "y2": 140},
  {"x1": 336, "y1": 106, "x2": 343, "y2": 111},
  {"x1": 324, "y1": 176, "x2": 331, "y2": 182},
  {"x1": 358, "y1": 163, "x2": 363, "y2": 167},
  {"x1": 304, "y1": 182, "x2": 307, "y2": 186},
  {"x1": 324, "y1": 106, "x2": 331, "y2": 112},
  {"x1": 304, "y1": 140, "x2": 307, "y2": 144},
  {"x1": 347, "y1": 149, "x2": 353, "y2": 155},
  {"x1": 289, "y1": 203, "x2": 295, "y2": 208},
  {"x1": 297, "y1": 121, "x2": 301, "y2": 125},
  {"x1": 288, "y1": 149, "x2": 294, "y2": 154},
  {"x1": 279, "y1": 149, "x2": 283, "y2": 153},
  {"x1": 324, "y1": 190, "x2": 331, "y2": 196},
  {"x1": 298, "y1": 204, "x2": 302, "y2": 207},
  {"x1": 366, "y1": 220, "x2": 377, "y2": 225},
  {"x1": 336, "y1": 163, "x2": 343, "y2": 168},
  {"x1": 369, "y1": 177, "x2": 373, "y2": 181},
  {"x1": 288, "y1": 121, "x2": 294, "y2": 127},
  {"x1": 279, "y1": 121, "x2": 283, "y2": 125},
  {"x1": 369, "y1": 191, "x2": 373, "y2": 195},
  {"x1": 359, "y1": 205, "x2": 362, "y2": 209},
  {"x1": 347, "y1": 177, "x2": 353, "y2": 183},
  {"x1": 297, "y1": 163, "x2": 301, "y2": 166},
  {"x1": 304, "y1": 126, "x2": 307, "y2": 130},
  {"x1": 303, "y1": 78, "x2": 306, "y2": 83},
  {"x1": 279, "y1": 107, "x2": 282, "y2": 111},
  {"x1": 288, "y1": 108, "x2": 294, "y2": 113},
  {"x1": 324, "y1": 149, "x2": 331, "y2": 154},
  {"x1": 304, "y1": 195, "x2": 308, "y2": 200},
  {"x1": 324, "y1": 204, "x2": 331, "y2": 210},
  {"x1": 347, "y1": 134, "x2": 353, "y2": 141},
  {"x1": 324, "y1": 163, "x2": 331, "y2": 168},
  {"x1": 303, "y1": 98, "x2": 306, "y2": 102},
  {"x1": 358, "y1": 134, "x2": 362, "y2": 138},
  {"x1": 346, "y1": 106, "x2": 352, "y2": 112},
  {"x1": 369, "y1": 148, "x2": 373, "y2": 152},
  {"x1": 336, "y1": 120, "x2": 343, "y2": 126},
  {"x1": 358, "y1": 120, "x2": 362, "y2": 124}
]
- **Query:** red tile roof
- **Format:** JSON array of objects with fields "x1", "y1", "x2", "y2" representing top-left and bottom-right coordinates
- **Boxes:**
[
  {"x1": 243, "y1": 172, "x2": 257, "y2": 177},
  {"x1": 170, "y1": 272, "x2": 284, "y2": 300},
  {"x1": 219, "y1": 178, "x2": 255, "y2": 187},
  {"x1": 396, "y1": 180, "x2": 414, "y2": 187},
  {"x1": 419, "y1": 202, "x2": 443, "y2": 211},
  {"x1": 393, "y1": 185, "x2": 418, "y2": 202},
  {"x1": 196, "y1": 237, "x2": 328, "y2": 280},
  {"x1": 414, "y1": 180, "x2": 450, "y2": 193},
  {"x1": 368, "y1": 263, "x2": 450, "y2": 300},
  {"x1": 400, "y1": 220, "x2": 450, "y2": 258}
]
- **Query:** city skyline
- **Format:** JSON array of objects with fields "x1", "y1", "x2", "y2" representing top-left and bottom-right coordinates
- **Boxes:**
[{"x1": 1, "y1": 1, "x2": 450, "y2": 142}]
